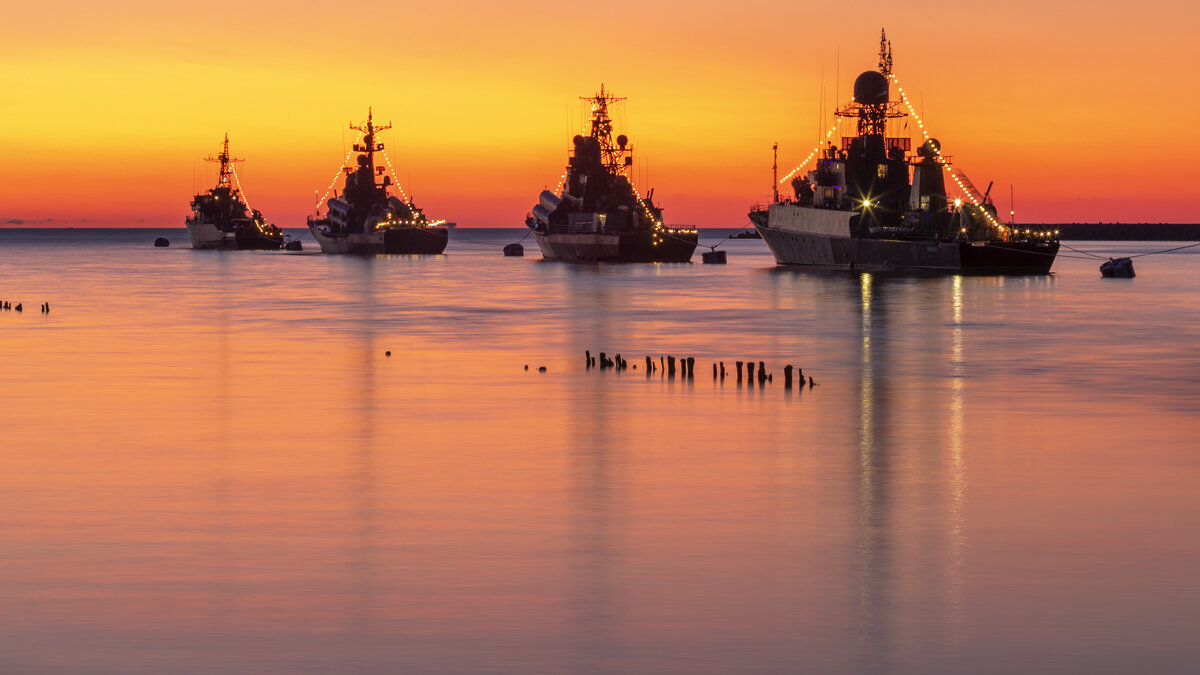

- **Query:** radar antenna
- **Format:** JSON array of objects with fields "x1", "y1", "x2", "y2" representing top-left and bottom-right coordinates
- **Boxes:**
[
  {"x1": 204, "y1": 133, "x2": 243, "y2": 190},
  {"x1": 878, "y1": 28, "x2": 893, "y2": 77},
  {"x1": 582, "y1": 84, "x2": 632, "y2": 175},
  {"x1": 348, "y1": 108, "x2": 393, "y2": 189}
]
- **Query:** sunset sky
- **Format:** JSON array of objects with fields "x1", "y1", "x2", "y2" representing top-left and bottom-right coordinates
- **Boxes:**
[{"x1": 2, "y1": 0, "x2": 1196, "y2": 228}]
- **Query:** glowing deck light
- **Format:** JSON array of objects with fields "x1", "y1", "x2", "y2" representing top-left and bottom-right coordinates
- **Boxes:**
[{"x1": 779, "y1": 115, "x2": 845, "y2": 185}]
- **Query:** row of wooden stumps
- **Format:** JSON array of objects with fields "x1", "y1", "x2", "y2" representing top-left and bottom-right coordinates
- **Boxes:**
[
  {"x1": 2, "y1": 301, "x2": 48, "y2": 313},
  {"x1": 586, "y1": 350, "x2": 816, "y2": 388}
]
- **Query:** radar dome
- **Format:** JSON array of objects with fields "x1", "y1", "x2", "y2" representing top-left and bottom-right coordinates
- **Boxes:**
[
  {"x1": 617, "y1": 134, "x2": 628, "y2": 148},
  {"x1": 853, "y1": 71, "x2": 889, "y2": 105}
]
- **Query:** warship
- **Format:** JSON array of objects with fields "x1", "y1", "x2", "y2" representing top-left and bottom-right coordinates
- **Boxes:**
[
  {"x1": 186, "y1": 135, "x2": 283, "y2": 250},
  {"x1": 750, "y1": 31, "x2": 1059, "y2": 273},
  {"x1": 525, "y1": 85, "x2": 697, "y2": 262},
  {"x1": 308, "y1": 110, "x2": 448, "y2": 255}
]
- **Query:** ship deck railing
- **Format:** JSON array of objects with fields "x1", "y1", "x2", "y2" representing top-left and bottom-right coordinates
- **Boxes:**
[{"x1": 546, "y1": 223, "x2": 654, "y2": 235}]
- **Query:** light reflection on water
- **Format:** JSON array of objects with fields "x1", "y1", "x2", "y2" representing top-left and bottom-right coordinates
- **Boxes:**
[{"x1": 0, "y1": 229, "x2": 1196, "y2": 674}]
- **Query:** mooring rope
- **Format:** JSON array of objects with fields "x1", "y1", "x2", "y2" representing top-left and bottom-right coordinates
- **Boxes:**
[
  {"x1": 1126, "y1": 241, "x2": 1200, "y2": 258},
  {"x1": 1059, "y1": 243, "x2": 1108, "y2": 259},
  {"x1": 1058, "y1": 241, "x2": 1200, "y2": 260}
]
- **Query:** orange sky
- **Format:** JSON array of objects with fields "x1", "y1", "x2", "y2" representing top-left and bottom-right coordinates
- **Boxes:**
[{"x1": 2, "y1": 0, "x2": 1196, "y2": 227}]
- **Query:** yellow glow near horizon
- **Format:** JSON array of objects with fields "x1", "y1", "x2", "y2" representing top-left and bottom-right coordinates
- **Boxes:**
[{"x1": 2, "y1": 1, "x2": 1197, "y2": 227}]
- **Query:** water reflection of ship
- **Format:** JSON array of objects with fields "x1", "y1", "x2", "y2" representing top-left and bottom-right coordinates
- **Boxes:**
[
  {"x1": 854, "y1": 273, "x2": 894, "y2": 666},
  {"x1": 562, "y1": 267, "x2": 622, "y2": 665},
  {"x1": 308, "y1": 109, "x2": 449, "y2": 255},
  {"x1": 852, "y1": 272, "x2": 968, "y2": 665},
  {"x1": 186, "y1": 135, "x2": 283, "y2": 250},
  {"x1": 751, "y1": 31, "x2": 1059, "y2": 273},
  {"x1": 344, "y1": 257, "x2": 382, "y2": 644},
  {"x1": 526, "y1": 85, "x2": 698, "y2": 262}
]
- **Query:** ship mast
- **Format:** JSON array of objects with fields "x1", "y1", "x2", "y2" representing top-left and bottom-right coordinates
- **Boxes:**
[
  {"x1": 772, "y1": 143, "x2": 779, "y2": 203},
  {"x1": 583, "y1": 84, "x2": 632, "y2": 175},
  {"x1": 350, "y1": 108, "x2": 392, "y2": 191},
  {"x1": 835, "y1": 28, "x2": 901, "y2": 138},
  {"x1": 878, "y1": 29, "x2": 892, "y2": 78},
  {"x1": 204, "y1": 133, "x2": 242, "y2": 190}
]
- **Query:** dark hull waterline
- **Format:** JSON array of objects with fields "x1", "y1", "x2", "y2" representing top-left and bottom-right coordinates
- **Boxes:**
[
  {"x1": 309, "y1": 224, "x2": 448, "y2": 255},
  {"x1": 532, "y1": 231, "x2": 697, "y2": 263},
  {"x1": 757, "y1": 224, "x2": 1058, "y2": 274}
]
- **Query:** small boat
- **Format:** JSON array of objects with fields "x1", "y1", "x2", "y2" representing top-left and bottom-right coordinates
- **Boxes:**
[
  {"x1": 1100, "y1": 257, "x2": 1135, "y2": 277},
  {"x1": 186, "y1": 135, "x2": 283, "y2": 250},
  {"x1": 308, "y1": 109, "x2": 448, "y2": 255},
  {"x1": 729, "y1": 229, "x2": 762, "y2": 239}
]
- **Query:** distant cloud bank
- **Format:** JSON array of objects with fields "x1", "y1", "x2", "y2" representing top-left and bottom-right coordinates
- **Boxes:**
[{"x1": 2, "y1": 218, "x2": 56, "y2": 225}]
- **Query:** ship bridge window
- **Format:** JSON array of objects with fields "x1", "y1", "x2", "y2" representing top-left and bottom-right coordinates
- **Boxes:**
[{"x1": 877, "y1": 164, "x2": 888, "y2": 179}]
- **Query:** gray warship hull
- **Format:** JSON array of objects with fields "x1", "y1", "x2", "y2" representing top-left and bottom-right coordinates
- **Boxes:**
[
  {"x1": 753, "y1": 205, "x2": 1057, "y2": 274},
  {"x1": 531, "y1": 230, "x2": 696, "y2": 263}
]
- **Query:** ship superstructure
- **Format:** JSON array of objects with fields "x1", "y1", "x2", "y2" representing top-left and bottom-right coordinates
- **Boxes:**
[
  {"x1": 308, "y1": 109, "x2": 448, "y2": 255},
  {"x1": 186, "y1": 135, "x2": 283, "y2": 250},
  {"x1": 750, "y1": 31, "x2": 1059, "y2": 273},
  {"x1": 526, "y1": 85, "x2": 697, "y2": 262}
]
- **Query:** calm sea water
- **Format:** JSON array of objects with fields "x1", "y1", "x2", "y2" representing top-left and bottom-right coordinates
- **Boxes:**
[{"x1": 0, "y1": 228, "x2": 1196, "y2": 674}]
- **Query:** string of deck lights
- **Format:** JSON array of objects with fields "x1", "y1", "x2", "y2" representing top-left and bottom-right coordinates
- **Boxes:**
[
  {"x1": 378, "y1": 146, "x2": 411, "y2": 204},
  {"x1": 779, "y1": 117, "x2": 844, "y2": 185},
  {"x1": 229, "y1": 164, "x2": 250, "y2": 211},
  {"x1": 621, "y1": 163, "x2": 697, "y2": 246},
  {"x1": 375, "y1": 149, "x2": 447, "y2": 228},
  {"x1": 892, "y1": 79, "x2": 1005, "y2": 235},
  {"x1": 552, "y1": 117, "x2": 593, "y2": 192},
  {"x1": 228, "y1": 164, "x2": 278, "y2": 234},
  {"x1": 313, "y1": 131, "x2": 364, "y2": 212},
  {"x1": 891, "y1": 75, "x2": 1055, "y2": 240}
]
